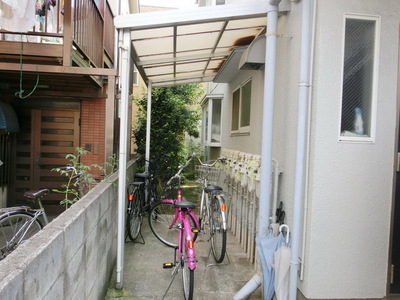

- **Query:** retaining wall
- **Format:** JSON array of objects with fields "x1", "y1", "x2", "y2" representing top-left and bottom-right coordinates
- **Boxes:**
[{"x1": 0, "y1": 159, "x2": 136, "y2": 300}]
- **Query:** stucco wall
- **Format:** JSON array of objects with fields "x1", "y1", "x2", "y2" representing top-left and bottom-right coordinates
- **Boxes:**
[
  {"x1": 0, "y1": 160, "x2": 136, "y2": 300},
  {"x1": 210, "y1": 0, "x2": 399, "y2": 298},
  {"x1": 296, "y1": 1, "x2": 399, "y2": 298}
]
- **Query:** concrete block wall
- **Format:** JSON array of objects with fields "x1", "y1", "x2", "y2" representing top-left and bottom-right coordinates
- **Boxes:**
[{"x1": 0, "y1": 159, "x2": 136, "y2": 300}]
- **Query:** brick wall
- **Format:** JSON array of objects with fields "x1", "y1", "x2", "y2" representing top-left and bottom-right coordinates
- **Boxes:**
[{"x1": 81, "y1": 99, "x2": 106, "y2": 179}]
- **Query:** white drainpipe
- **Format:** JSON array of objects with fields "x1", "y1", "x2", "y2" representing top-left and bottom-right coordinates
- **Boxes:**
[
  {"x1": 289, "y1": 0, "x2": 313, "y2": 299},
  {"x1": 234, "y1": 0, "x2": 280, "y2": 298}
]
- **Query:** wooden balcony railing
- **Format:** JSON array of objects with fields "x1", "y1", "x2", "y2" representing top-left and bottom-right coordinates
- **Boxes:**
[
  {"x1": 73, "y1": 0, "x2": 103, "y2": 67},
  {"x1": 0, "y1": 0, "x2": 115, "y2": 69},
  {"x1": 104, "y1": 2, "x2": 115, "y2": 62}
]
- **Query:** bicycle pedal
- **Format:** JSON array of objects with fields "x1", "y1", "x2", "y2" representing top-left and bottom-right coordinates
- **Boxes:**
[
  {"x1": 163, "y1": 263, "x2": 175, "y2": 269},
  {"x1": 192, "y1": 228, "x2": 200, "y2": 233}
]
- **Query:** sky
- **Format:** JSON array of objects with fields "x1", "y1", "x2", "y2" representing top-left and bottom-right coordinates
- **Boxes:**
[{"x1": 139, "y1": 0, "x2": 198, "y2": 9}]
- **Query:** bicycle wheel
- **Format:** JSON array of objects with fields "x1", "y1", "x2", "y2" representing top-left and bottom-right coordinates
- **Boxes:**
[
  {"x1": 0, "y1": 211, "x2": 43, "y2": 261},
  {"x1": 198, "y1": 190, "x2": 207, "y2": 230},
  {"x1": 148, "y1": 202, "x2": 178, "y2": 247},
  {"x1": 209, "y1": 196, "x2": 227, "y2": 263},
  {"x1": 126, "y1": 187, "x2": 143, "y2": 241},
  {"x1": 181, "y1": 246, "x2": 194, "y2": 300},
  {"x1": 149, "y1": 202, "x2": 198, "y2": 248}
]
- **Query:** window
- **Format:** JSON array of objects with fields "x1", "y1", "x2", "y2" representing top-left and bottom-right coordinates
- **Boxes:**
[
  {"x1": 339, "y1": 15, "x2": 379, "y2": 141},
  {"x1": 231, "y1": 79, "x2": 252, "y2": 133},
  {"x1": 202, "y1": 96, "x2": 222, "y2": 146},
  {"x1": 133, "y1": 64, "x2": 139, "y2": 86}
]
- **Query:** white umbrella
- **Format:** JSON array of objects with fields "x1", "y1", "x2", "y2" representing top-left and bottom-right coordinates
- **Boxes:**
[{"x1": 273, "y1": 225, "x2": 291, "y2": 300}]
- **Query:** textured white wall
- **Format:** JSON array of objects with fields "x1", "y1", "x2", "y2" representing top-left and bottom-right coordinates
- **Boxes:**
[
  {"x1": 208, "y1": 0, "x2": 399, "y2": 298},
  {"x1": 299, "y1": 0, "x2": 399, "y2": 298}
]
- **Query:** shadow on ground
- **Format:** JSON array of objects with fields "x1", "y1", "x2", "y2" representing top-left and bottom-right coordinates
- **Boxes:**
[{"x1": 105, "y1": 218, "x2": 262, "y2": 300}]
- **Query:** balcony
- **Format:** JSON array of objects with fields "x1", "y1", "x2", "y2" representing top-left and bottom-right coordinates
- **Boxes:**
[{"x1": 0, "y1": 0, "x2": 115, "y2": 78}]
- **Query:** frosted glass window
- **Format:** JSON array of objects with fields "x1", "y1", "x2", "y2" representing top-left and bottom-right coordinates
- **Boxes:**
[{"x1": 340, "y1": 16, "x2": 379, "y2": 140}]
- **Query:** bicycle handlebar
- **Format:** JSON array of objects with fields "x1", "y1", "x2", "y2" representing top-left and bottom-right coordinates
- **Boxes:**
[
  {"x1": 166, "y1": 154, "x2": 196, "y2": 186},
  {"x1": 57, "y1": 165, "x2": 82, "y2": 180},
  {"x1": 195, "y1": 154, "x2": 226, "y2": 167}
]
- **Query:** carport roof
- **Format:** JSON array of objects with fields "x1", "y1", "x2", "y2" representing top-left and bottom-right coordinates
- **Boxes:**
[{"x1": 114, "y1": 1, "x2": 268, "y2": 87}]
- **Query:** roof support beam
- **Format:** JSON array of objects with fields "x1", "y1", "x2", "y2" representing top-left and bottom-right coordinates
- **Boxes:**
[
  {"x1": 150, "y1": 74, "x2": 215, "y2": 87},
  {"x1": 136, "y1": 51, "x2": 231, "y2": 67},
  {"x1": 114, "y1": 1, "x2": 268, "y2": 30}
]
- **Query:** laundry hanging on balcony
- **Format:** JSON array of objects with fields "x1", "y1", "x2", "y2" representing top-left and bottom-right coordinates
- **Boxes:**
[{"x1": 0, "y1": 0, "x2": 35, "y2": 32}]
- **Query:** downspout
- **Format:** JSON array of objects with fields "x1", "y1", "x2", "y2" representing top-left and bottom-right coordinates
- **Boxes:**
[
  {"x1": 116, "y1": 28, "x2": 131, "y2": 290},
  {"x1": 289, "y1": 0, "x2": 313, "y2": 299},
  {"x1": 234, "y1": 0, "x2": 280, "y2": 298}
]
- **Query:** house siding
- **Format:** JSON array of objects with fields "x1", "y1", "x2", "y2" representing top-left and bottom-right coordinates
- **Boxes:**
[
  {"x1": 209, "y1": 0, "x2": 400, "y2": 298},
  {"x1": 301, "y1": 1, "x2": 399, "y2": 298}
]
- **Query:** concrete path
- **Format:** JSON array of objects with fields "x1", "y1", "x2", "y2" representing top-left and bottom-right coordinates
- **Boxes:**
[{"x1": 105, "y1": 219, "x2": 262, "y2": 300}]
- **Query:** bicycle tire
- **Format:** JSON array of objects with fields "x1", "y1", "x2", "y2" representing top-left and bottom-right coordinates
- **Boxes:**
[
  {"x1": 181, "y1": 252, "x2": 194, "y2": 300},
  {"x1": 0, "y1": 211, "x2": 43, "y2": 261},
  {"x1": 126, "y1": 187, "x2": 143, "y2": 241},
  {"x1": 148, "y1": 202, "x2": 198, "y2": 248},
  {"x1": 147, "y1": 180, "x2": 160, "y2": 211},
  {"x1": 198, "y1": 189, "x2": 207, "y2": 230},
  {"x1": 210, "y1": 196, "x2": 227, "y2": 263}
]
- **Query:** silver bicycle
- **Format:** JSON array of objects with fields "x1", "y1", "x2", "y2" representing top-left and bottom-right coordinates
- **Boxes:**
[
  {"x1": 0, "y1": 165, "x2": 82, "y2": 261},
  {"x1": 0, "y1": 189, "x2": 49, "y2": 261},
  {"x1": 195, "y1": 156, "x2": 228, "y2": 263}
]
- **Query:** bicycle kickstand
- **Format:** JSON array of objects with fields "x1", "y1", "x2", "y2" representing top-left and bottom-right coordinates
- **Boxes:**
[
  {"x1": 205, "y1": 247, "x2": 231, "y2": 267},
  {"x1": 162, "y1": 247, "x2": 179, "y2": 300}
]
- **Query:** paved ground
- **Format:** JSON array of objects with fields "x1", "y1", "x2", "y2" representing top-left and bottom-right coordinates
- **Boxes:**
[{"x1": 105, "y1": 219, "x2": 262, "y2": 300}]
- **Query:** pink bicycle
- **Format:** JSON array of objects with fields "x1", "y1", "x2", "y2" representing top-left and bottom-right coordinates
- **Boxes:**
[{"x1": 148, "y1": 155, "x2": 199, "y2": 300}]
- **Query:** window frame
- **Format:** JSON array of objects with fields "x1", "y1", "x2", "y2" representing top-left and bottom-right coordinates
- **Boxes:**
[
  {"x1": 231, "y1": 78, "x2": 252, "y2": 135},
  {"x1": 201, "y1": 95, "x2": 223, "y2": 147},
  {"x1": 338, "y1": 14, "x2": 380, "y2": 143}
]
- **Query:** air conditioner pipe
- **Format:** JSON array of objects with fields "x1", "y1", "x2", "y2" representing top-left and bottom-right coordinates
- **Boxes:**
[{"x1": 234, "y1": 0, "x2": 280, "y2": 297}]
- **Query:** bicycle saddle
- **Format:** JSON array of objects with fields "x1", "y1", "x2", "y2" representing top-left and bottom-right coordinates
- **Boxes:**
[
  {"x1": 24, "y1": 189, "x2": 49, "y2": 200},
  {"x1": 135, "y1": 171, "x2": 151, "y2": 179},
  {"x1": 174, "y1": 198, "x2": 196, "y2": 209},
  {"x1": 204, "y1": 185, "x2": 223, "y2": 193}
]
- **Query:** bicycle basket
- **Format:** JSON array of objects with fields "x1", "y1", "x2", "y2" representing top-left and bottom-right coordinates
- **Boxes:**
[{"x1": 195, "y1": 165, "x2": 221, "y2": 185}]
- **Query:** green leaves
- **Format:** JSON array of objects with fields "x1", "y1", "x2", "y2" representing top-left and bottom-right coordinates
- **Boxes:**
[{"x1": 133, "y1": 84, "x2": 204, "y2": 181}]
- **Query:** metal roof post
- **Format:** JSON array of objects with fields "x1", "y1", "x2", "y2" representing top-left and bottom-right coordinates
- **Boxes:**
[
  {"x1": 234, "y1": 1, "x2": 280, "y2": 298},
  {"x1": 258, "y1": 0, "x2": 281, "y2": 238},
  {"x1": 145, "y1": 80, "x2": 152, "y2": 172},
  {"x1": 116, "y1": 28, "x2": 132, "y2": 290}
]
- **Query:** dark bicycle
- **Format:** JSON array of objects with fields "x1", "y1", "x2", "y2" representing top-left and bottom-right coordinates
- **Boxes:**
[{"x1": 126, "y1": 157, "x2": 162, "y2": 242}]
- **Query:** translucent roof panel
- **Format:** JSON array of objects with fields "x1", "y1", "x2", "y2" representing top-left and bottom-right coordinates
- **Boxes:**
[{"x1": 114, "y1": 1, "x2": 269, "y2": 87}]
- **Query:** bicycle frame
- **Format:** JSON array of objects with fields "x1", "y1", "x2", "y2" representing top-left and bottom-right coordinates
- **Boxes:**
[
  {"x1": 0, "y1": 207, "x2": 45, "y2": 258},
  {"x1": 199, "y1": 171, "x2": 227, "y2": 232},
  {"x1": 161, "y1": 189, "x2": 199, "y2": 270},
  {"x1": 8, "y1": 210, "x2": 43, "y2": 245}
]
